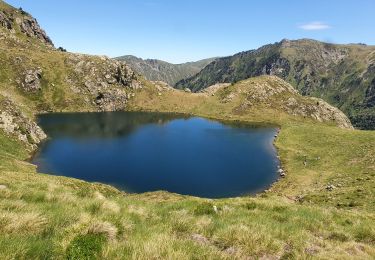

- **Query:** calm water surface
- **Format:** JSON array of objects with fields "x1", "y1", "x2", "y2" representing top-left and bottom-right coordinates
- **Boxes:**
[{"x1": 32, "y1": 112, "x2": 279, "y2": 198}]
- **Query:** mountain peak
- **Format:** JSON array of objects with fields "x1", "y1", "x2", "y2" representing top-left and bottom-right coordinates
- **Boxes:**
[{"x1": 0, "y1": 1, "x2": 53, "y2": 47}]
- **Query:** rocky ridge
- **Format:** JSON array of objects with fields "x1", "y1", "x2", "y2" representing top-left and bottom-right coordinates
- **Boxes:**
[
  {"x1": 0, "y1": 6, "x2": 53, "y2": 46},
  {"x1": 176, "y1": 39, "x2": 375, "y2": 129},
  {"x1": 0, "y1": 1, "x2": 145, "y2": 147},
  {"x1": 116, "y1": 55, "x2": 216, "y2": 86},
  {"x1": 216, "y1": 76, "x2": 353, "y2": 129}
]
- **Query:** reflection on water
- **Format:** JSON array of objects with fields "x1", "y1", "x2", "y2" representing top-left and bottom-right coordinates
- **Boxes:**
[{"x1": 33, "y1": 112, "x2": 279, "y2": 198}]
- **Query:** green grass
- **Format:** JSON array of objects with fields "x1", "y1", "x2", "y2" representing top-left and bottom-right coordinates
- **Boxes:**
[
  {"x1": 66, "y1": 234, "x2": 107, "y2": 260},
  {"x1": 1, "y1": 115, "x2": 374, "y2": 259},
  {"x1": 1, "y1": 68, "x2": 374, "y2": 258}
]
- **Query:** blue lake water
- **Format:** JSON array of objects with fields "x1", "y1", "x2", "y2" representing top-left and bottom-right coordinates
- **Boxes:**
[{"x1": 32, "y1": 112, "x2": 279, "y2": 198}]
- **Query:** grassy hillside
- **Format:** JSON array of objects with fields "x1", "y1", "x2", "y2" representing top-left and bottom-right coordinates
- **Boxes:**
[
  {"x1": 176, "y1": 39, "x2": 375, "y2": 130},
  {"x1": 0, "y1": 1, "x2": 374, "y2": 259},
  {"x1": 116, "y1": 55, "x2": 216, "y2": 86},
  {"x1": 1, "y1": 89, "x2": 375, "y2": 258}
]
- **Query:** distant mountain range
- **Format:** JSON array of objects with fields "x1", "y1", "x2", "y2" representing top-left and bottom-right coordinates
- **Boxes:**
[
  {"x1": 115, "y1": 55, "x2": 217, "y2": 86},
  {"x1": 175, "y1": 39, "x2": 375, "y2": 129}
]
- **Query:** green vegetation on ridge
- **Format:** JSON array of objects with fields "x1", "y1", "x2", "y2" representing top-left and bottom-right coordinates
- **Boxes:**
[{"x1": 176, "y1": 39, "x2": 375, "y2": 130}]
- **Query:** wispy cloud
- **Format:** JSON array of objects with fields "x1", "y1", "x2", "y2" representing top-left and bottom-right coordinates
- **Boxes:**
[{"x1": 299, "y1": 22, "x2": 331, "y2": 31}]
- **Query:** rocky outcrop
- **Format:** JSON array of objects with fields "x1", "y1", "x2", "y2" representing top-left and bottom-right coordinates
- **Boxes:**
[
  {"x1": 227, "y1": 76, "x2": 353, "y2": 129},
  {"x1": 21, "y1": 68, "x2": 42, "y2": 92},
  {"x1": 94, "y1": 89, "x2": 131, "y2": 111},
  {"x1": 0, "y1": 10, "x2": 13, "y2": 30},
  {"x1": 285, "y1": 97, "x2": 353, "y2": 129},
  {"x1": 17, "y1": 16, "x2": 53, "y2": 46},
  {"x1": 64, "y1": 54, "x2": 144, "y2": 111},
  {"x1": 0, "y1": 98, "x2": 46, "y2": 150},
  {"x1": 0, "y1": 6, "x2": 53, "y2": 47},
  {"x1": 114, "y1": 64, "x2": 141, "y2": 89}
]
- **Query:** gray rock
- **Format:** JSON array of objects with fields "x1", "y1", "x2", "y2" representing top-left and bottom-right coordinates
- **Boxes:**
[
  {"x1": 326, "y1": 184, "x2": 336, "y2": 191},
  {"x1": 0, "y1": 99, "x2": 46, "y2": 149},
  {"x1": 22, "y1": 68, "x2": 42, "y2": 91},
  {"x1": 115, "y1": 64, "x2": 136, "y2": 87},
  {"x1": 19, "y1": 17, "x2": 54, "y2": 46},
  {"x1": 105, "y1": 74, "x2": 117, "y2": 84},
  {"x1": 0, "y1": 11, "x2": 13, "y2": 30}
]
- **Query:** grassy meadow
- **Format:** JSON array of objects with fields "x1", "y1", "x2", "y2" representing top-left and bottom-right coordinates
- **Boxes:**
[{"x1": 1, "y1": 88, "x2": 374, "y2": 258}]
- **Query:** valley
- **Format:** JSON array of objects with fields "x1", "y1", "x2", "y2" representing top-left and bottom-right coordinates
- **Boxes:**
[{"x1": 116, "y1": 55, "x2": 216, "y2": 86}]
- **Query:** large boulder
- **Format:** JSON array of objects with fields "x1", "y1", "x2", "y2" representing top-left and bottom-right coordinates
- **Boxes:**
[
  {"x1": 22, "y1": 68, "x2": 42, "y2": 92},
  {"x1": 0, "y1": 98, "x2": 46, "y2": 150}
]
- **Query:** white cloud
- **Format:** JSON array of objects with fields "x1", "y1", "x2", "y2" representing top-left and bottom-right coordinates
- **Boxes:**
[{"x1": 299, "y1": 22, "x2": 331, "y2": 31}]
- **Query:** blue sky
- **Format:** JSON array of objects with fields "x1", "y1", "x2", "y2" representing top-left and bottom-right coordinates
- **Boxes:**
[{"x1": 5, "y1": 0, "x2": 375, "y2": 63}]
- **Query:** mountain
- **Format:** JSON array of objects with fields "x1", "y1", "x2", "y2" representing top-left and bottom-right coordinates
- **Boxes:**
[
  {"x1": 1, "y1": 1, "x2": 350, "y2": 149},
  {"x1": 176, "y1": 39, "x2": 375, "y2": 129},
  {"x1": 1, "y1": 1, "x2": 375, "y2": 259},
  {"x1": 115, "y1": 55, "x2": 216, "y2": 86}
]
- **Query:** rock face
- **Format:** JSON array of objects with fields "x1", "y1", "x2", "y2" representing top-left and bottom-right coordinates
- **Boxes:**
[
  {"x1": 64, "y1": 54, "x2": 143, "y2": 111},
  {"x1": 115, "y1": 64, "x2": 139, "y2": 88},
  {"x1": 17, "y1": 16, "x2": 53, "y2": 46},
  {"x1": 0, "y1": 98, "x2": 46, "y2": 150},
  {"x1": 0, "y1": 6, "x2": 53, "y2": 47},
  {"x1": 22, "y1": 68, "x2": 42, "y2": 92},
  {"x1": 0, "y1": 10, "x2": 12, "y2": 30}
]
